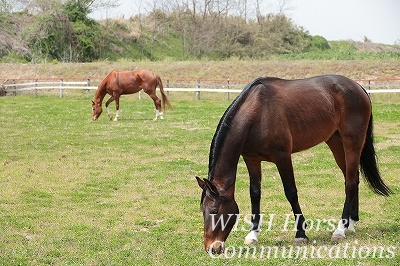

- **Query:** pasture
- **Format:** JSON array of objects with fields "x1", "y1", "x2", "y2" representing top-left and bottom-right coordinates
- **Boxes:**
[{"x1": 0, "y1": 91, "x2": 399, "y2": 265}]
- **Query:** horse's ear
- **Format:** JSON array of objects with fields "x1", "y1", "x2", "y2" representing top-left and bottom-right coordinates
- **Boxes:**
[
  {"x1": 196, "y1": 177, "x2": 220, "y2": 196},
  {"x1": 204, "y1": 179, "x2": 219, "y2": 197},
  {"x1": 196, "y1": 176, "x2": 205, "y2": 189}
]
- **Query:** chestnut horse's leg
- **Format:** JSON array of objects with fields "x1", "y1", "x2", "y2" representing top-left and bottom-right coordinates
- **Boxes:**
[
  {"x1": 275, "y1": 153, "x2": 309, "y2": 245},
  {"x1": 243, "y1": 158, "x2": 262, "y2": 245},
  {"x1": 145, "y1": 90, "x2": 163, "y2": 120},
  {"x1": 105, "y1": 96, "x2": 115, "y2": 120}
]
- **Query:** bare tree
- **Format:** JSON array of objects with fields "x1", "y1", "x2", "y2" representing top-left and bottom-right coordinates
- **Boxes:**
[
  {"x1": 1, "y1": 0, "x2": 33, "y2": 12},
  {"x1": 89, "y1": 0, "x2": 121, "y2": 19},
  {"x1": 3, "y1": 0, "x2": 122, "y2": 15},
  {"x1": 0, "y1": 0, "x2": 13, "y2": 12},
  {"x1": 276, "y1": 0, "x2": 294, "y2": 14}
]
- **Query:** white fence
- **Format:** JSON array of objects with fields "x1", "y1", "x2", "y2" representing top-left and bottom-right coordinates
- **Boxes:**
[
  {"x1": 2, "y1": 78, "x2": 400, "y2": 100},
  {"x1": 2, "y1": 80, "x2": 95, "y2": 98}
]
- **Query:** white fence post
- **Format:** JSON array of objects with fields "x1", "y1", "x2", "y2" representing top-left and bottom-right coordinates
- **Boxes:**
[
  {"x1": 59, "y1": 79, "x2": 64, "y2": 98},
  {"x1": 166, "y1": 79, "x2": 170, "y2": 97},
  {"x1": 12, "y1": 80, "x2": 16, "y2": 96},
  {"x1": 196, "y1": 80, "x2": 200, "y2": 100},
  {"x1": 35, "y1": 79, "x2": 38, "y2": 96},
  {"x1": 86, "y1": 79, "x2": 90, "y2": 97},
  {"x1": 227, "y1": 79, "x2": 230, "y2": 101}
]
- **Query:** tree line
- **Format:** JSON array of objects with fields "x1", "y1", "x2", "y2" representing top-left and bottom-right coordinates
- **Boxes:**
[{"x1": 0, "y1": 0, "x2": 330, "y2": 62}]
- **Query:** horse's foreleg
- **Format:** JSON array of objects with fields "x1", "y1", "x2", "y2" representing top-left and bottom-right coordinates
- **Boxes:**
[
  {"x1": 275, "y1": 153, "x2": 308, "y2": 246},
  {"x1": 243, "y1": 158, "x2": 262, "y2": 245},
  {"x1": 105, "y1": 96, "x2": 115, "y2": 120}
]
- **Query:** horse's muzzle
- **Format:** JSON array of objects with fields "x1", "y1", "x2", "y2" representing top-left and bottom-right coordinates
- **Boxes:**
[{"x1": 206, "y1": 240, "x2": 224, "y2": 254}]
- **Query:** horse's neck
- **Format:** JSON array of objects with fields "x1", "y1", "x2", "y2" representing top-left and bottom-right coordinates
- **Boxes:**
[
  {"x1": 94, "y1": 84, "x2": 107, "y2": 104},
  {"x1": 210, "y1": 132, "x2": 244, "y2": 198}
]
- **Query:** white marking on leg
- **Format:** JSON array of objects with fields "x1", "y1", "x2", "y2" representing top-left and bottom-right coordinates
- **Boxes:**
[
  {"x1": 333, "y1": 219, "x2": 347, "y2": 236},
  {"x1": 154, "y1": 110, "x2": 160, "y2": 120},
  {"x1": 107, "y1": 107, "x2": 112, "y2": 120},
  {"x1": 347, "y1": 218, "x2": 356, "y2": 233},
  {"x1": 113, "y1": 110, "x2": 121, "y2": 121},
  {"x1": 244, "y1": 230, "x2": 259, "y2": 245},
  {"x1": 331, "y1": 219, "x2": 347, "y2": 241}
]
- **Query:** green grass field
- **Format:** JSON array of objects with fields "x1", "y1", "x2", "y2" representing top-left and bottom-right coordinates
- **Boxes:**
[{"x1": 0, "y1": 92, "x2": 399, "y2": 265}]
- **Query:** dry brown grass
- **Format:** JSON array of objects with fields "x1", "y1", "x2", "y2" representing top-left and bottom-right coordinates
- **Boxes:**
[{"x1": 1, "y1": 60, "x2": 400, "y2": 83}]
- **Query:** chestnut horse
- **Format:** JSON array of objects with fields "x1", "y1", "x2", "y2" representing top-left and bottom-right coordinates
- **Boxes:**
[
  {"x1": 92, "y1": 69, "x2": 172, "y2": 121},
  {"x1": 196, "y1": 75, "x2": 392, "y2": 254}
]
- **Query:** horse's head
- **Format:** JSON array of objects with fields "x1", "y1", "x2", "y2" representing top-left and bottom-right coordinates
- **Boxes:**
[
  {"x1": 92, "y1": 100, "x2": 103, "y2": 120},
  {"x1": 196, "y1": 177, "x2": 239, "y2": 254}
]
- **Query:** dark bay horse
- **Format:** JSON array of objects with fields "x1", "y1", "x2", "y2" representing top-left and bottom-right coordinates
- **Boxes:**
[
  {"x1": 92, "y1": 69, "x2": 172, "y2": 121},
  {"x1": 196, "y1": 74, "x2": 392, "y2": 254}
]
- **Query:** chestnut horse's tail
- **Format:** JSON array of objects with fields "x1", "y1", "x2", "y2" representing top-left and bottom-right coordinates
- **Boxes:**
[
  {"x1": 360, "y1": 114, "x2": 393, "y2": 196},
  {"x1": 156, "y1": 75, "x2": 172, "y2": 111}
]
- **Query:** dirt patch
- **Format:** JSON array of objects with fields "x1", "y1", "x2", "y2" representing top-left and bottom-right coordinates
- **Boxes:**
[{"x1": 1, "y1": 60, "x2": 400, "y2": 82}]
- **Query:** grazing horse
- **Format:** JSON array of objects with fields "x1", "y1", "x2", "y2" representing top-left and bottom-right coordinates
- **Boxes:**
[
  {"x1": 196, "y1": 75, "x2": 392, "y2": 254},
  {"x1": 92, "y1": 69, "x2": 172, "y2": 121}
]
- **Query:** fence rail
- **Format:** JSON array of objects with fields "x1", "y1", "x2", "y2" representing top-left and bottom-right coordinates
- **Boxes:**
[{"x1": 2, "y1": 78, "x2": 400, "y2": 99}]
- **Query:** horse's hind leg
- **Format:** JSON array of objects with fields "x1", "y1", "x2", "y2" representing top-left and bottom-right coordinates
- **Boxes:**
[
  {"x1": 326, "y1": 132, "x2": 359, "y2": 242},
  {"x1": 147, "y1": 91, "x2": 163, "y2": 120},
  {"x1": 113, "y1": 94, "x2": 121, "y2": 121},
  {"x1": 105, "y1": 96, "x2": 115, "y2": 120}
]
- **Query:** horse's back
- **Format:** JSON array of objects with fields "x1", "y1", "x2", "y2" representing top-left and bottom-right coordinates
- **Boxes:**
[
  {"x1": 238, "y1": 75, "x2": 371, "y2": 157},
  {"x1": 258, "y1": 75, "x2": 371, "y2": 117}
]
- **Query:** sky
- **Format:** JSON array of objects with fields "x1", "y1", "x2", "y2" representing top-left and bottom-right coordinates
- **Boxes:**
[{"x1": 90, "y1": 0, "x2": 400, "y2": 45}]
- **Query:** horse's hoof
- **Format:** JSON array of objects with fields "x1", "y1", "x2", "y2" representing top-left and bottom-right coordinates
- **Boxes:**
[
  {"x1": 293, "y1": 237, "x2": 308, "y2": 246},
  {"x1": 244, "y1": 230, "x2": 259, "y2": 245},
  {"x1": 244, "y1": 238, "x2": 258, "y2": 245},
  {"x1": 331, "y1": 234, "x2": 346, "y2": 242}
]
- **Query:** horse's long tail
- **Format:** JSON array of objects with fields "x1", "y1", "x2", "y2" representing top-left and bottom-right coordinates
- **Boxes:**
[
  {"x1": 360, "y1": 114, "x2": 393, "y2": 196},
  {"x1": 156, "y1": 75, "x2": 172, "y2": 111}
]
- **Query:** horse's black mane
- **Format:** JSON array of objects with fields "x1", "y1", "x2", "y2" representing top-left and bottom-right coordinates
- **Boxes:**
[{"x1": 207, "y1": 77, "x2": 266, "y2": 180}]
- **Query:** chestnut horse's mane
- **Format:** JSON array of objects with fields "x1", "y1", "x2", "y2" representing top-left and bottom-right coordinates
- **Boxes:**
[{"x1": 207, "y1": 77, "x2": 274, "y2": 180}]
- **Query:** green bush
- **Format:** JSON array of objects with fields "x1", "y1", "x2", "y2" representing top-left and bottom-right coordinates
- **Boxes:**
[{"x1": 305, "y1": 35, "x2": 330, "y2": 51}]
